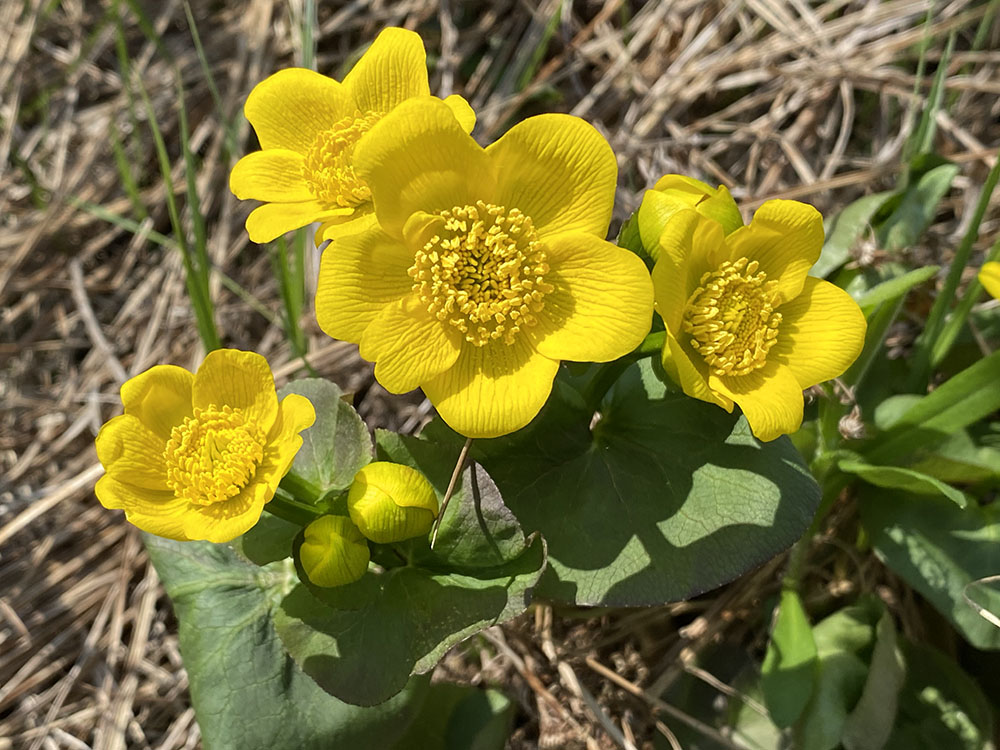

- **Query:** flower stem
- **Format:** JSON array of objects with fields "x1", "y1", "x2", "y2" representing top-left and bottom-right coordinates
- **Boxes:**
[{"x1": 266, "y1": 490, "x2": 322, "y2": 527}]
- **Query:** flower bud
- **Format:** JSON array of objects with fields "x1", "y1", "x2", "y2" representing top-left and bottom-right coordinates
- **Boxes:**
[
  {"x1": 638, "y1": 175, "x2": 743, "y2": 258},
  {"x1": 347, "y1": 462, "x2": 439, "y2": 543},
  {"x1": 300, "y1": 515, "x2": 370, "y2": 587}
]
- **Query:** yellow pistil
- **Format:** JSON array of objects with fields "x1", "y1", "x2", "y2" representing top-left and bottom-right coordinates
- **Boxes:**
[
  {"x1": 163, "y1": 405, "x2": 266, "y2": 506},
  {"x1": 302, "y1": 111, "x2": 382, "y2": 208},
  {"x1": 408, "y1": 201, "x2": 554, "y2": 347},
  {"x1": 683, "y1": 257, "x2": 782, "y2": 377}
]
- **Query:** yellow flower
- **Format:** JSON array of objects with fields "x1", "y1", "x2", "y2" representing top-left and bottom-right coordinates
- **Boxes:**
[
  {"x1": 347, "y1": 462, "x2": 439, "y2": 543},
  {"x1": 229, "y1": 27, "x2": 475, "y2": 244},
  {"x1": 651, "y1": 201, "x2": 867, "y2": 441},
  {"x1": 980, "y1": 261, "x2": 1000, "y2": 299},
  {"x1": 95, "y1": 350, "x2": 315, "y2": 542},
  {"x1": 637, "y1": 175, "x2": 743, "y2": 256},
  {"x1": 300, "y1": 515, "x2": 370, "y2": 587},
  {"x1": 315, "y1": 98, "x2": 654, "y2": 438}
]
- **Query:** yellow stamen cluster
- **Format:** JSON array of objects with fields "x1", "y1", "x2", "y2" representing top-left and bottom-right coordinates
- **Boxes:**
[
  {"x1": 683, "y1": 257, "x2": 782, "y2": 377},
  {"x1": 302, "y1": 111, "x2": 382, "y2": 208},
  {"x1": 409, "y1": 201, "x2": 553, "y2": 347},
  {"x1": 163, "y1": 405, "x2": 266, "y2": 506}
]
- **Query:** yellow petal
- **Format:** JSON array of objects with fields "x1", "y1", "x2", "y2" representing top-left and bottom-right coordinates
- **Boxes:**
[
  {"x1": 192, "y1": 349, "x2": 278, "y2": 430},
  {"x1": 773, "y1": 277, "x2": 867, "y2": 388},
  {"x1": 664, "y1": 334, "x2": 733, "y2": 410},
  {"x1": 343, "y1": 28, "x2": 430, "y2": 114},
  {"x1": 120, "y1": 364, "x2": 193, "y2": 441},
  {"x1": 183, "y1": 480, "x2": 270, "y2": 543},
  {"x1": 315, "y1": 225, "x2": 414, "y2": 343},
  {"x1": 244, "y1": 68, "x2": 354, "y2": 153},
  {"x1": 486, "y1": 114, "x2": 616, "y2": 238},
  {"x1": 712, "y1": 362, "x2": 803, "y2": 442},
  {"x1": 980, "y1": 261, "x2": 1000, "y2": 300},
  {"x1": 360, "y1": 296, "x2": 462, "y2": 394},
  {"x1": 727, "y1": 200, "x2": 823, "y2": 303},
  {"x1": 531, "y1": 232, "x2": 653, "y2": 362},
  {"x1": 347, "y1": 462, "x2": 439, "y2": 543},
  {"x1": 423, "y1": 337, "x2": 559, "y2": 439},
  {"x1": 95, "y1": 414, "x2": 169, "y2": 489},
  {"x1": 301, "y1": 515, "x2": 370, "y2": 588},
  {"x1": 95, "y1": 475, "x2": 191, "y2": 541},
  {"x1": 652, "y1": 210, "x2": 727, "y2": 332},
  {"x1": 317, "y1": 205, "x2": 377, "y2": 244},
  {"x1": 443, "y1": 94, "x2": 476, "y2": 133},
  {"x1": 258, "y1": 392, "x2": 317, "y2": 485},
  {"x1": 354, "y1": 97, "x2": 493, "y2": 237},
  {"x1": 246, "y1": 200, "x2": 351, "y2": 243},
  {"x1": 229, "y1": 150, "x2": 312, "y2": 202}
]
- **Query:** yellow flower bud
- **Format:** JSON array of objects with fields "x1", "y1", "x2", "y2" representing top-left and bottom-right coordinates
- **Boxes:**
[
  {"x1": 301, "y1": 515, "x2": 370, "y2": 587},
  {"x1": 347, "y1": 462, "x2": 439, "y2": 543},
  {"x1": 637, "y1": 174, "x2": 743, "y2": 258}
]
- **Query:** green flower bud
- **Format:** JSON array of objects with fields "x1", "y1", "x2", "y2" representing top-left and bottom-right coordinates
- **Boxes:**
[
  {"x1": 637, "y1": 174, "x2": 743, "y2": 259},
  {"x1": 300, "y1": 515, "x2": 370, "y2": 587},
  {"x1": 347, "y1": 462, "x2": 439, "y2": 543}
]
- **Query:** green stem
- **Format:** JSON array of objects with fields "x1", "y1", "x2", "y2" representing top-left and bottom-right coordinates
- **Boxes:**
[
  {"x1": 265, "y1": 490, "x2": 322, "y2": 526},
  {"x1": 279, "y1": 472, "x2": 323, "y2": 504}
]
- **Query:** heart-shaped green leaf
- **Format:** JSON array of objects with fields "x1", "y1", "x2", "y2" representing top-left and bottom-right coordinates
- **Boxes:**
[{"x1": 425, "y1": 361, "x2": 820, "y2": 605}]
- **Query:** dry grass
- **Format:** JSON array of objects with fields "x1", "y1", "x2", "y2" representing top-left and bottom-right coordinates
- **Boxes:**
[{"x1": 1, "y1": 0, "x2": 998, "y2": 747}]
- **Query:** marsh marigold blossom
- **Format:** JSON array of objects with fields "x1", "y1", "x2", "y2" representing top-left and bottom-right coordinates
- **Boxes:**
[
  {"x1": 95, "y1": 349, "x2": 315, "y2": 542},
  {"x1": 316, "y1": 97, "x2": 654, "y2": 438},
  {"x1": 651, "y1": 202, "x2": 866, "y2": 441},
  {"x1": 980, "y1": 261, "x2": 1000, "y2": 299},
  {"x1": 229, "y1": 27, "x2": 475, "y2": 244}
]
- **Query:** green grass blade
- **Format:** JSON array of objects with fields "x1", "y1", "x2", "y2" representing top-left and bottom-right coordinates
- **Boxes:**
[
  {"x1": 867, "y1": 350, "x2": 1000, "y2": 465},
  {"x1": 909, "y1": 32, "x2": 955, "y2": 159},
  {"x1": 908, "y1": 150, "x2": 1000, "y2": 384},
  {"x1": 182, "y1": 0, "x2": 239, "y2": 158}
]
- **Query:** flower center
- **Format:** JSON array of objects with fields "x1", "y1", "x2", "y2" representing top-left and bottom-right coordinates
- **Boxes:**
[
  {"x1": 302, "y1": 111, "x2": 382, "y2": 208},
  {"x1": 163, "y1": 405, "x2": 266, "y2": 506},
  {"x1": 682, "y1": 257, "x2": 782, "y2": 377},
  {"x1": 408, "y1": 201, "x2": 553, "y2": 347}
]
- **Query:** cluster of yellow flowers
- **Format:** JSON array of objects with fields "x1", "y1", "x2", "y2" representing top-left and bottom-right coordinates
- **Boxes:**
[{"x1": 96, "y1": 27, "x2": 876, "y2": 547}]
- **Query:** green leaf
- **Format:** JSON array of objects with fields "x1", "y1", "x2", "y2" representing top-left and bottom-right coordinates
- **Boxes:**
[
  {"x1": 909, "y1": 431, "x2": 1000, "y2": 485},
  {"x1": 885, "y1": 640, "x2": 995, "y2": 750},
  {"x1": 762, "y1": 590, "x2": 818, "y2": 728},
  {"x1": 876, "y1": 161, "x2": 959, "y2": 252},
  {"x1": 793, "y1": 599, "x2": 880, "y2": 750},
  {"x1": 616, "y1": 210, "x2": 654, "y2": 267},
  {"x1": 815, "y1": 191, "x2": 893, "y2": 278},
  {"x1": 144, "y1": 536, "x2": 428, "y2": 750},
  {"x1": 374, "y1": 431, "x2": 529, "y2": 568},
  {"x1": 236, "y1": 513, "x2": 301, "y2": 565},
  {"x1": 872, "y1": 397, "x2": 1000, "y2": 484},
  {"x1": 860, "y1": 489, "x2": 1000, "y2": 649},
  {"x1": 274, "y1": 534, "x2": 546, "y2": 706},
  {"x1": 838, "y1": 457, "x2": 968, "y2": 508},
  {"x1": 425, "y1": 360, "x2": 820, "y2": 606},
  {"x1": 865, "y1": 350, "x2": 1000, "y2": 465},
  {"x1": 278, "y1": 378, "x2": 372, "y2": 497},
  {"x1": 852, "y1": 266, "x2": 939, "y2": 313},
  {"x1": 841, "y1": 607, "x2": 906, "y2": 750},
  {"x1": 391, "y1": 684, "x2": 513, "y2": 750}
]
